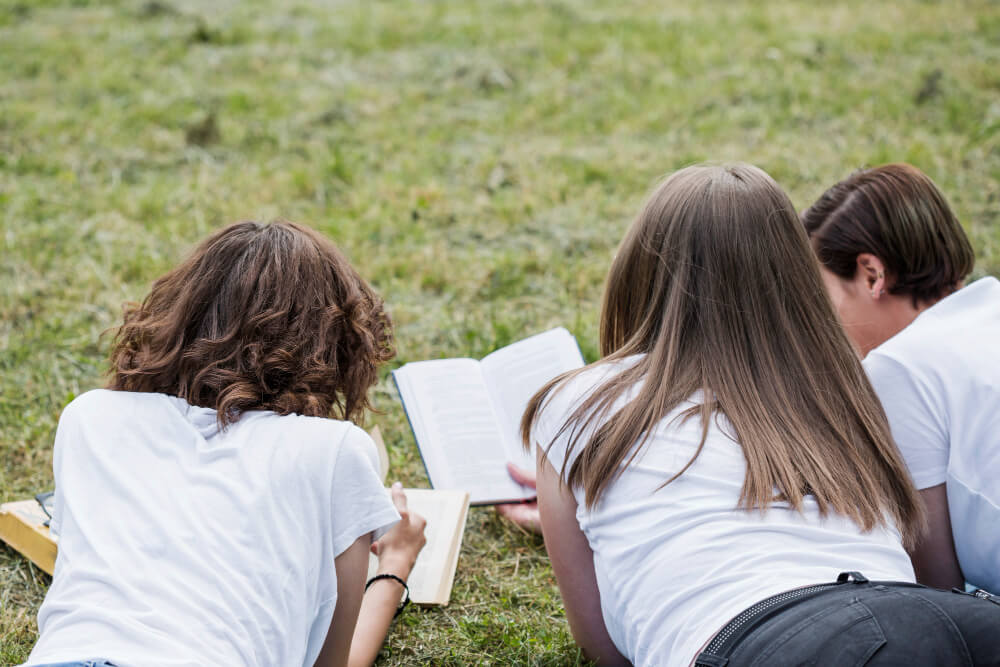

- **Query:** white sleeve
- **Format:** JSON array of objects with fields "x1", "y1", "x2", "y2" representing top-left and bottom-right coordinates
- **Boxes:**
[
  {"x1": 863, "y1": 351, "x2": 949, "y2": 490},
  {"x1": 330, "y1": 425, "x2": 400, "y2": 556},
  {"x1": 530, "y1": 382, "x2": 588, "y2": 483},
  {"x1": 49, "y1": 420, "x2": 66, "y2": 537},
  {"x1": 49, "y1": 397, "x2": 83, "y2": 538}
]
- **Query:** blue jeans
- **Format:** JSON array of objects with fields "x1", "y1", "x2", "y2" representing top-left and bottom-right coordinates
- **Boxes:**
[{"x1": 717, "y1": 582, "x2": 1000, "y2": 666}]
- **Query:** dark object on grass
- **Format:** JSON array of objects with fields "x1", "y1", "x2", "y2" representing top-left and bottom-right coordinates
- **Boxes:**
[
  {"x1": 7, "y1": 3, "x2": 31, "y2": 20},
  {"x1": 915, "y1": 69, "x2": 943, "y2": 105},
  {"x1": 314, "y1": 104, "x2": 354, "y2": 126},
  {"x1": 185, "y1": 113, "x2": 220, "y2": 147},
  {"x1": 190, "y1": 21, "x2": 222, "y2": 44},
  {"x1": 139, "y1": 1, "x2": 179, "y2": 18}
]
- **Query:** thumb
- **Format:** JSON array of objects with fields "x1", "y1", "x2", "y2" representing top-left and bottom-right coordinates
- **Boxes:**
[
  {"x1": 506, "y1": 462, "x2": 537, "y2": 489},
  {"x1": 390, "y1": 481, "x2": 408, "y2": 512}
]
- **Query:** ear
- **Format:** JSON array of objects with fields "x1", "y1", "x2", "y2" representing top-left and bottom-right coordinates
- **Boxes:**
[{"x1": 856, "y1": 253, "x2": 888, "y2": 300}]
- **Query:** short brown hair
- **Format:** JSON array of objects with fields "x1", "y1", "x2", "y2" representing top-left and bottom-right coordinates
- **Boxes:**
[
  {"x1": 802, "y1": 163, "x2": 974, "y2": 304},
  {"x1": 522, "y1": 164, "x2": 923, "y2": 547},
  {"x1": 108, "y1": 220, "x2": 393, "y2": 425}
]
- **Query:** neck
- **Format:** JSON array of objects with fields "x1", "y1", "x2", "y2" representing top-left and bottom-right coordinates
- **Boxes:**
[{"x1": 861, "y1": 294, "x2": 938, "y2": 357}]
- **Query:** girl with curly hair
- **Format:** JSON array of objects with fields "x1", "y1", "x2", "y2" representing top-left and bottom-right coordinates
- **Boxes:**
[{"x1": 25, "y1": 221, "x2": 425, "y2": 667}]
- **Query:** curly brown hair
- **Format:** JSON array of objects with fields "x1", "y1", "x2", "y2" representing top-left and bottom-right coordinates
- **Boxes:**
[{"x1": 108, "y1": 220, "x2": 394, "y2": 425}]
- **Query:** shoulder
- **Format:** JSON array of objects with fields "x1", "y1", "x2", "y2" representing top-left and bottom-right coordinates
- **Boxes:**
[
  {"x1": 867, "y1": 324, "x2": 943, "y2": 379},
  {"x1": 866, "y1": 278, "x2": 1000, "y2": 391},
  {"x1": 543, "y1": 356, "x2": 642, "y2": 415},
  {"x1": 279, "y1": 416, "x2": 380, "y2": 476},
  {"x1": 874, "y1": 278, "x2": 1000, "y2": 363},
  {"x1": 532, "y1": 355, "x2": 644, "y2": 453},
  {"x1": 332, "y1": 422, "x2": 380, "y2": 473},
  {"x1": 52, "y1": 390, "x2": 175, "y2": 470},
  {"x1": 58, "y1": 388, "x2": 144, "y2": 423},
  {"x1": 63, "y1": 388, "x2": 122, "y2": 409},
  {"x1": 60, "y1": 388, "x2": 198, "y2": 416},
  {"x1": 862, "y1": 345, "x2": 941, "y2": 429}
]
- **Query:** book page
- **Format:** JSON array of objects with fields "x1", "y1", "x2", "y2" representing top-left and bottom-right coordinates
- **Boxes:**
[
  {"x1": 480, "y1": 327, "x2": 586, "y2": 468},
  {"x1": 366, "y1": 489, "x2": 469, "y2": 606},
  {"x1": 368, "y1": 426, "x2": 389, "y2": 483},
  {"x1": 402, "y1": 489, "x2": 469, "y2": 605},
  {"x1": 394, "y1": 360, "x2": 531, "y2": 504},
  {"x1": 4, "y1": 500, "x2": 52, "y2": 531}
]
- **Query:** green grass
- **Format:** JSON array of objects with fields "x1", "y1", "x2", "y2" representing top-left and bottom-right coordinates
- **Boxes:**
[{"x1": 2, "y1": 0, "x2": 1000, "y2": 664}]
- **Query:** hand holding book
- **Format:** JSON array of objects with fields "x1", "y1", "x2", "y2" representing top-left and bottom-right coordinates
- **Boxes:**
[
  {"x1": 367, "y1": 428, "x2": 470, "y2": 607},
  {"x1": 372, "y1": 482, "x2": 428, "y2": 575},
  {"x1": 495, "y1": 463, "x2": 541, "y2": 533}
]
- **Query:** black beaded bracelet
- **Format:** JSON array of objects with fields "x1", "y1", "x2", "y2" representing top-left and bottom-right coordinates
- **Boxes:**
[{"x1": 365, "y1": 573, "x2": 410, "y2": 618}]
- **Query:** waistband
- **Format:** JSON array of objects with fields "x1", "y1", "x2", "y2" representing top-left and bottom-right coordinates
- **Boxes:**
[{"x1": 693, "y1": 572, "x2": 925, "y2": 667}]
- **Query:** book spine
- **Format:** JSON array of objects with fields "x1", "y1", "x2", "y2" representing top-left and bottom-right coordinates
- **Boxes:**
[{"x1": 391, "y1": 369, "x2": 436, "y2": 490}]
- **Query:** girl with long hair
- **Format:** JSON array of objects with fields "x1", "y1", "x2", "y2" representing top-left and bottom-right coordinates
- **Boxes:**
[
  {"x1": 25, "y1": 221, "x2": 425, "y2": 667},
  {"x1": 521, "y1": 164, "x2": 1000, "y2": 666}
]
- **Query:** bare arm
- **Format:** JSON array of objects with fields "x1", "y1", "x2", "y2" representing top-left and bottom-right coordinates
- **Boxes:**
[
  {"x1": 348, "y1": 483, "x2": 427, "y2": 667},
  {"x1": 347, "y1": 572, "x2": 405, "y2": 667},
  {"x1": 315, "y1": 535, "x2": 371, "y2": 667},
  {"x1": 536, "y1": 447, "x2": 629, "y2": 666},
  {"x1": 908, "y1": 483, "x2": 965, "y2": 590},
  {"x1": 315, "y1": 484, "x2": 427, "y2": 667}
]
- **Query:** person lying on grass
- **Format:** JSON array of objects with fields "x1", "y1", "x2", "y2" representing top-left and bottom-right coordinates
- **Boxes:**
[
  {"x1": 501, "y1": 163, "x2": 1000, "y2": 597},
  {"x1": 516, "y1": 164, "x2": 1000, "y2": 666},
  {"x1": 23, "y1": 221, "x2": 426, "y2": 667},
  {"x1": 803, "y1": 163, "x2": 1000, "y2": 594}
]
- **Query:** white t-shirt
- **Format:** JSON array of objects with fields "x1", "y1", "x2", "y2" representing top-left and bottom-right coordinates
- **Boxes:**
[
  {"x1": 863, "y1": 276, "x2": 1000, "y2": 592},
  {"x1": 532, "y1": 358, "x2": 914, "y2": 667},
  {"x1": 26, "y1": 389, "x2": 400, "y2": 667}
]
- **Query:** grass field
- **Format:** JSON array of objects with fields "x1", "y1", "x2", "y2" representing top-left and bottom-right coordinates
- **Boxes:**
[{"x1": 2, "y1": 0, "x2": 999, "y2": 664}]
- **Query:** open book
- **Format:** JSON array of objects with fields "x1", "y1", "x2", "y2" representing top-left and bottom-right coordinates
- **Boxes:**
[
  {"x1": 1, "y1": 427, "x2": 470, "y2": 607},
  {"x1": 392, "y1": 327, "x2": 585, "y2": 505}
]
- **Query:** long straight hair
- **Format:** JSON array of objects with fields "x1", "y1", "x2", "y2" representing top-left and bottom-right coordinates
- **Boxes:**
[{"x1": 521, "y1": 164, "x2": 923, "y2": 547}]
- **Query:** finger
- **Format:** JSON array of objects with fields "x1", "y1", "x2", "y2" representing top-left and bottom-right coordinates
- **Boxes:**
[
  {"x1": 496, "y1": 502, "x2": 530, "y2": 520},
  {"x1": 514, "y1": 508, "x2": 540, "y2": 531},
  {"x1": 390, "y1": 481, "x2": 408, "y2": 512},
  {"x1": 370, "y1": 541, "x2": 380, "y2": 556},
  {"x1": 497, "y1": 503, "x2": 541, "y2": 532},
  {"x1": 506, "y1": 462, "x2": 537, "y2": 489}
]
